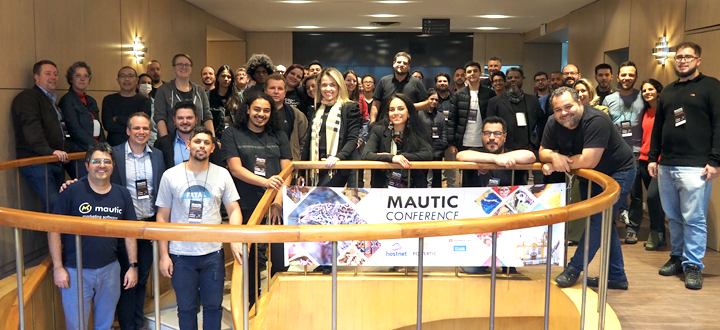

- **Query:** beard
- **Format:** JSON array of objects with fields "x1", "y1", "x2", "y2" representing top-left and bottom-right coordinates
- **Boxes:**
[
  {"x1": 192, "y1": 150, "x2": 208, "y2": 161},
  {"x1": 437, "y1": 85, "x2": 449, "y2": 93},
  {"x1": 674, "y1": 65, "x2": 697, "y2": 78},
  {"x1": 563, "y1": 77, "x2": 575, "y2": 87},
  {"x1": 507, "y1": 86, "x2": 522, "y2": 96}
]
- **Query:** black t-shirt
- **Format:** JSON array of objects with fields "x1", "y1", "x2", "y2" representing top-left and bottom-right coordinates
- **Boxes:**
[
  {"x1": 373, "y1": 74, "x2": 428, "y2": 120},
  {"x1": 541, "y1": 105, "x2": 635, "y2": 175},
  {"x1": 208, "y1": 88, "x2": 229, "y2": 109},
  {"x1": 277, "y1": 104, "x2": 294, "y2": 140},
  {"x1": 285, "y1": 89, "x2": 302, "y2": 109},
  {"x1": 510, "y1": 99, "x2": 530, "y2": 150},
  {"x1": 52, "y1": 178, "x2": 137, "y2": 269},
  {"x1": 221, "y1": 125, "x2": 292, "y2": 210},
  {"x1": 178, "y1": 89, "x2": 194, "y2": 103}
]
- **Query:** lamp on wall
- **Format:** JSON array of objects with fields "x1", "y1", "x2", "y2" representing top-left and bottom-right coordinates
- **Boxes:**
[
  {"x1": 133, "y1": 36, "x2": 146, "y2": 64},
  {"x1": 652, "y1": 35, "x2": 675, "y2": 65}
]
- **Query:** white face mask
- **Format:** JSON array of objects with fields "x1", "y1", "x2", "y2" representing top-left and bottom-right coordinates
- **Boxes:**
[{"x1": 139, "y1": 83, "x2": 152, "y2": 96}]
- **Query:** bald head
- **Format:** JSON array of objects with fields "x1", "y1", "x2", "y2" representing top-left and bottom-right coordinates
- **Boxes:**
[{"x1": 562, "y1": 64, "x2": 581, "y2": 87}]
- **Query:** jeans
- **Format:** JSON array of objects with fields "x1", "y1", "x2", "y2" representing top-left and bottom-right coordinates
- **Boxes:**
[
  {"x1": 629, "y1": 160, "x2": 665, "y2": 232},
  {"x1": 117, "y1": 239, "x2": 153, "y2": 330},
  {"x1": 18, "y1": 162, "x2": 66, "y2": 212},
  {"x1": 658, "y1": 165, "x2": 712, "y2": 268},
  {"x1": 568, "y1": 167, "x2": 636, "y2": 281},
  {"x1": 61, "y1": 261, "x2": 121, "y2": 330},
  {"x1": 170, "y1": 250, "x2": 225, "y2": 330}
]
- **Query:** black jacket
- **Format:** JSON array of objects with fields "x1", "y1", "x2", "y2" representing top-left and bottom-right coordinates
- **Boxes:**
[
  {"x1": 12, "y1": 86, "x2": 78, "y2": 158},
  {"x1": 302, "y1": 101, "x2": 361, "y2": 162},
  {"x1": 419, "y1": 109, "x2": 448, "y2": 158},
  {"x1": 362, "y1": 124, "x2": 432, "y2": 188},
  {"x1": 110, "y1": 143, "x2": 166, "y2": 214},
  {"x1": 58, "y1": 88, "x2": 106, "y2": 151},
  {"x1": 447, "y1": 86, "x2": 495, "y2": 149},
  {"x1": 486, "y1": 92, "x2": 546, "y2": 150},
  {"x1": 154, "y1": 130, "x2": 224, "y2": 172}
]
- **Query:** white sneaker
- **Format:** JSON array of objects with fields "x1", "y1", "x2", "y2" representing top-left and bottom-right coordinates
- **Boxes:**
[{"x1": 620, "y1": 210, "x2": 630, "y2": 226}]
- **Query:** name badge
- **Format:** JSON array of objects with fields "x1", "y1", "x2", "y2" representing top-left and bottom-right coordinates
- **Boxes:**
[
  {"x1": 136, "y1": 179, "x2": 150, "y2": 199},
  {"x1": 389, "y1": 170, "x2": 405, "y2": 189},
  {"x1": 61, "y1": 121, "x2": 71, "y2": 138},
  {"x1": 93, "y1": 119, "x2": 101, "y2": 137},
  {"x1": 188, "y1": 200, "x2": 203, "y2": 223},
  {"x1": 468, "y1": 109, "x2": 478, "y2": 123},
  {"x1": 515, "y1": 112, "x2": 527, "y2": 126},
  {"x1": 674, "y1": 108, "x2": 686, "y2": 126},
  {"x1": 432, "y1": 126, "x2": 440, "y2": 139},
  {"x1": 488, "y1": 177, "x2": 501, "y2": 187},
  {"x1": 620, "y1": 121, "x2": 632, "y2": 137},
  {"x1": 254, "y1": 157, "x2": 266, "y2": 177},
  {"x1": 442, "y1": 110, "x2": 449, "y2": 121}
]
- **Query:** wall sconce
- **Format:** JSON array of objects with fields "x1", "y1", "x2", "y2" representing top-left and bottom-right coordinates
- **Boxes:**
[
  {"x1": 652, "y1": 35, "x2": 675, "y2": 65},
  {"x1": 133, "y1": 36, "x2": 146, "y2": 64}
]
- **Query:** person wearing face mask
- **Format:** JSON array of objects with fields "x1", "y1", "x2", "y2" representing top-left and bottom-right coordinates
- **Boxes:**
[
  {"x1": 59, "y1": 61, "x2": 106, "y2": 152},
  {"x1": 419, "y1": 89, "x2": 448, "y2": 187},
  {"x1": 302, "y1": 67, "x2": 361, "y2": 187},
  {"x1": 208, "y1": 65, "x2": 235, "y2": 139},
  {"x1": 102, "y1": 66, "x2": 152, "y2": 146},
  {"x1": 362, "y1": 93, "x2": 432, "y2": 188},
  {"x1": 137, "y1": 73, "x2": 158, "y2": 146}
]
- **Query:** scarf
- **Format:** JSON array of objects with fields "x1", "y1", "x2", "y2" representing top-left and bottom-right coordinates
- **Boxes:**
[
  {"x1": 507, "y1": 91, "x2": 525, "y2": 104},
  {"x1": 310, "y1": 101, "x2": 343, "y2": 182}
]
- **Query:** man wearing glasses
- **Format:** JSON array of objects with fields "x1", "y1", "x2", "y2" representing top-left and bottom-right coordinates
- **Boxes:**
[
  {"x1": 562, "y1": 64, "x2": 581, "y2": 87},
  {"x1": 648, "y1": 42, "x2": 720, "y2": 290},
  {"x1": 102, "y1": 66, "x2": 151, "y2": 146},
  {"x1": 49, "y1": 142, "x2": 138, "y2": 330}
]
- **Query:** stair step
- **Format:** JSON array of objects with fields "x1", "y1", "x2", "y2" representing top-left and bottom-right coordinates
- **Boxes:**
[{"x1": 145, "y1": 283, "x2": 233, "y2": 330}]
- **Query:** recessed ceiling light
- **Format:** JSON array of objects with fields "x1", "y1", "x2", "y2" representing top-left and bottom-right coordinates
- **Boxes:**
[
  {"x1": 278, "y1": 0, "x2": 315, "y2": 3},
  {"x1": 355, "y1": 26, "x2": 380, "y2": 30},
  {"x1": 475, "y1": 26, "x2": 508, "y2": 30},
  {"x1": 476, "y1": 15, "x2": 514, "y2": 19},
  {"x1": 368, "y1": 14, "x2": 400, "y2": 18},
  {"x1": 374, "y1": 0, "x2": 421, "y2": 3},
  {"x1": 293, "y1": 25, "x2": 321, "y2": 29}
]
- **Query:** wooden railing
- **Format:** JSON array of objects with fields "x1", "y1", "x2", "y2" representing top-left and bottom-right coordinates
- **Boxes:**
[{"x1": 0, "y1": 156, "x2": 620, "y2": 330}]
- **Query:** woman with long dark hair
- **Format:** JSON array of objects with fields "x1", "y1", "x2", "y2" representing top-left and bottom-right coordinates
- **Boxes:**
[
  {"x1": 637, "y1": 78, "x2": 666, "y2": 250},
  {"x1": 283, "y1": 63, "x2": 305, "y2": 109},
  {"x1": 302, "y1": 68, "x2": 361, "y2": 187},
  {"x1": 208, "y1": 65, "x2": 235, "y2": 137},
  {"x1": 362, "y1": 93, "x2": 432, "y2": 188}
]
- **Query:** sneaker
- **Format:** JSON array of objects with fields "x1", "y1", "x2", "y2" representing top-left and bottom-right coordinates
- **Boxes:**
[
  {"x1": 620, "y1": 210, "x2": 630, "y2": 226},
  {"x1": 555, "y1": 267, "x2": 581, "y2": 288},
  {"x1": 684, "y1": 264, "x2": 703, "y2": 290},
  {"x1": 625, "y1": 228, "x2": 638, "y2": 244},
  {"x1": 586, "y1": 277, "x2": 629, "y2": 290},
  {"x1": 659, "y1": 256, "x2": 683, "y2": 276}
]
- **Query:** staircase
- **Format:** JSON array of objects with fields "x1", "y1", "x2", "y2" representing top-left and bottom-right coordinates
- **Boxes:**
[{"x1": 144, "y1": 281, "x2": 234, "y2": 330}]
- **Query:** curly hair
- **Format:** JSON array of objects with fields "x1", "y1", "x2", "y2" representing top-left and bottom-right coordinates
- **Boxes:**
[{"x1": 244, "y1": 54, "x2": 275, "y2": 78}]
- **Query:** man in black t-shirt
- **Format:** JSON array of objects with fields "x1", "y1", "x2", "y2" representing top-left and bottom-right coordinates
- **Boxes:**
[
  {"x1": 49, "y1": 142, "x2": 138, "y2": 330},
  {"x1": 540, "y1": 87, "x2": 636, "y2": 290},
  {"x1": 456, "y1": 116, "x2": 536, "y2": 187},
  {"x1": 221, "y1": 92, "x2": 292, "y2": 307},
  {"x1": 370, "y1": 52, "x2": 429, "y2": 123}
]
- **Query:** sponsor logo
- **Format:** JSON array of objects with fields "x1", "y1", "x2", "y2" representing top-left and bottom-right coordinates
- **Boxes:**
[
  {"x1": 453, "y1": 245, "x2": 467, "y2": 252},
  {"x1": 386, "y1": 244, "x2": 407, "y2": 257},
  {"x1": 392, "y1": 243, "x2": 402, "y2": 251},
  {"x1": 79, "y1": 202, "x2": 92, "y2": 214}
]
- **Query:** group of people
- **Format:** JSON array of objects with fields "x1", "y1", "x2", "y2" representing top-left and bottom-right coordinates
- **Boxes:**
[{"x1": 11, "y1": 40, "x2": 719, "y2": 330}]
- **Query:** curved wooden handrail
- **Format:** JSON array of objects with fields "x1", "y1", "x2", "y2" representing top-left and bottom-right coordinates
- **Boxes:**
[{"x1": 4, "y1": 255, "x2": 53, "y2": 330}]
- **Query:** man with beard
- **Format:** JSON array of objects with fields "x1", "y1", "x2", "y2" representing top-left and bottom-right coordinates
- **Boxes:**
[
  {"x1": 594, "y1": 63, "x2": 616, "y2": 104},
  {"x1": 602, "y1": 61, "x2": 645, "y2": 244},
  {"x1": 264, "y1": 73, "x2": 308, "y2": 161},
  {"x1": 156, "y1": 126, "x2": 242, "y2": 330},
  {"x1": 648, "y1": 42, "x2": 720, "y2": 290},
  {"x1": 540, "y1": 71, "x2": 566, "y2": 116},
  {"x1": 154, "y1": 101, "x2": 223, "y2": 169},
  {"x1": 482, "y1": 56, "x2": 503, "y2": 89},
  {"x1": 486, "y1": 67, "x2": 545, "y2": 185},
  {"x1": 201, "y1": 66, "x2": 216, "y2": 92},
  {"x1": 370, "y1": 51, "x2": 429, "y2": 123},
  {"x1": 450, "y1": 67, "x2": 466, "y2": 94},
  {"x1": 221, "y1": 92, "x2": 292, "y2": 307},
  {"x1": 534, "y1": 72, "x2": 550, "y2": 98},
  {"x1": 146, "y1": 60, "x2": 165, "y2": 98},
  {"x1": 562, "y1": 64, "x2": 581, "y2": 87},
  {"x1": 434, "y1": 73, "x2": 452, "y2": 117},
  {"x1": 541, "y1": 86, "x2": 636, "y2": 290}
]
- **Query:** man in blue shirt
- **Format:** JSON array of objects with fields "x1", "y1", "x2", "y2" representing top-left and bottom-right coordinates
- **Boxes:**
[{"x1": 154, "y1": 101, "x2": 223, "y2": 169}]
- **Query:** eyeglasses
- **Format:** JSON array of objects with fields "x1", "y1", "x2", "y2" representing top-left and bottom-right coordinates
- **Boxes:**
[
  {"x1": 174, "y1": 63, "x2": 192, "y2": 68},
  {"x1": 74, "y1": 74, "x2": 91, "y2": 79},
  {"x1": 563, "y1": 72, "x2": 579, "y2": 76},
  {"x1": 90, "y1": 159, "x2": 113, "y2": 165},
  {"x1": 492, "y1": 80, "x2": 505, "y2": 85},
  {"x1": 481, "y1": 131, "x2": 504, "y2": 137},
  {"x1": 674, "y1": 55, "x2": 699, "y2": 62},
  {"x1": 534, "y1": 78, "x2": 547, "y2": 82},
  {"x1": 118, "y1": 74, "x2": 137, "y2": 79}
]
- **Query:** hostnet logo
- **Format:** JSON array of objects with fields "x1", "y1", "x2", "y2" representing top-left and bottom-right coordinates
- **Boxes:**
[{"x1": 79, "y1": 202, "x2": 92, "y2": 214}]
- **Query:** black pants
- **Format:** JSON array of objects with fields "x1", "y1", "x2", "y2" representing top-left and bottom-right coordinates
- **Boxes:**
[
  {"x1": 629, "y1": 159, "x2": 666, "y2": 232},
  {"x1": 117, "y1": 239, "x2": 153, "y2": 330},
  {"x1": 430, "y1": 156, "x2": 443, "y2": 188}
]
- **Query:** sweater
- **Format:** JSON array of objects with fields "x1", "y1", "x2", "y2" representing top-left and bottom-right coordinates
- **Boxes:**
[{"x1": 101, "y1": 93, "x2": 151, "y2": 146}]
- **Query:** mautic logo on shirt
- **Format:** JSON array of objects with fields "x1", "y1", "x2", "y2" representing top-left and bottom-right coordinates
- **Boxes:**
[
  {"x1": 77, "y1": 201, "x2": 124, "y2": 219},
  {"x1": 79, "y1": 202, "x2": 92, "y2": 214}
]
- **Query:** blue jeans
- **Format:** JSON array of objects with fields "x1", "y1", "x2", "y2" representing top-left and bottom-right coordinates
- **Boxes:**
[
  {"x1": 568, "y1": 167, "x2": 636, "y2": 281},
  {"x1": 18, "y1": 163, "x2": 66, "y2": 213},
  {"x1": 658, "y1": 165, "x2": 712, "y2": 268},
  {"x1": 170, "y1": 250, "x2": 225, "y2": 330},
  {"x1": 60, "y1": 261, "x2": 121, "y2": 330}
]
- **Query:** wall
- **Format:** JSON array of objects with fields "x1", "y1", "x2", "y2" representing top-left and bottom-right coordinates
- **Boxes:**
[
  {"x1": 523, "y1": 43, "x2": 564, "y2": 82},
  {"x1": 473, "y1": 33, "x2": 526, "y2": 68},
  {"x1": 245, "y1": 32, "x2": 293, "y2": 67},
  {"x1": 207, "y1": 41, "x2": 247, "y2": 73},
  {"x1": 0, "y1": 0, "x2": 243, "y2": 274}
]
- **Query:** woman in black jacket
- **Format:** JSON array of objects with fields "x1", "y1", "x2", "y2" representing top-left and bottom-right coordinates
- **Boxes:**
[
  {"x1": 59, "y1": 61, "x2": 106, "y2": 151},
  {"x1": 362, "y1": 93, "x2": 433, "y2": 188},
  {"x1": 419, "y1": 88, "x2": 448, "y2": 187},
  {"x1": 302, "y1": 67, "x2": 361, "y2": 187}
]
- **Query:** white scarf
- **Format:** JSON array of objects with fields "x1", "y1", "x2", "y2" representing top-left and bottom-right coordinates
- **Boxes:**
[{"x1": 310, "y1": 100, "x2": 343, "y2": 181}]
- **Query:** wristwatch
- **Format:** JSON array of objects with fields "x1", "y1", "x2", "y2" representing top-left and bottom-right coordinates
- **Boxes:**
[{"x1": 128, "y1": 262, "x2": 139, "y2": 268}]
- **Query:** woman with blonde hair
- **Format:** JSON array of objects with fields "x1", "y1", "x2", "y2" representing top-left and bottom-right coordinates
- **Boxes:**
[
  {"x1": 573, "y1": 78, "x2": 609, "y2": 114},
  {"x1": 302, "y1": 67, "x2": 361, "y2": 187}
]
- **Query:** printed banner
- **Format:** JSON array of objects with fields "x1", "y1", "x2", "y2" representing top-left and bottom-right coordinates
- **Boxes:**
[{"x1": 283, "y1": 184, "x2": 565, "y2": 267}]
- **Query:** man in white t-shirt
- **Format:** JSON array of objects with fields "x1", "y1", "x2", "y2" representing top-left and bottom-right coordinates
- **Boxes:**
[{"x1": 156, "y1": 126, "x2": 242, "y2": 330}]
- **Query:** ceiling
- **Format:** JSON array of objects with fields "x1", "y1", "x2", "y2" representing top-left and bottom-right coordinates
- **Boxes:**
[{"x1": 189, "y1": 0, "x2": 595, "y2": 34}]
